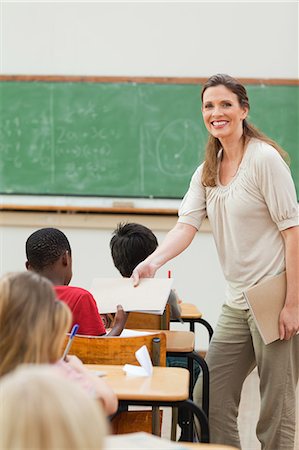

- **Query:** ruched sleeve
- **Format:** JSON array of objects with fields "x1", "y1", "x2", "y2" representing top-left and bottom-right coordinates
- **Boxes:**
[{"x1": 253, "y1": 144, "x2": 298, "y2": 230}]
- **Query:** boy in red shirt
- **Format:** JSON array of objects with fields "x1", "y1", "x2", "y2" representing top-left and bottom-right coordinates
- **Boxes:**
[{"x1": 26, "y1": 227, "x2": 126, "y2": 336}]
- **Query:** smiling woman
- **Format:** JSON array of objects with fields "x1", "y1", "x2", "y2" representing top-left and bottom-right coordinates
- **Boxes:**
[
  {"x1": 132, "y1": 74, "x2": 299, "y2": 449},
  {"x1": 200, "y1": 74, "x2": 289, "y2": 188}
]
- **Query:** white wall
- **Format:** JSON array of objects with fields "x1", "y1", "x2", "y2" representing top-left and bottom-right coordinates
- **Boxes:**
[
  {"x1": 1, "y1": 2, "x2": 298, "y2": 78},
  {"x1": 0, "y1": 2, "x2": 298, "y2": 349}
]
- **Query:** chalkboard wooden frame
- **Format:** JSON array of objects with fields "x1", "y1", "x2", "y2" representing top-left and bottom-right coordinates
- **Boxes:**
[
  {"x1": 0, "y1": 75, "x2": 298, "y2": 85},
  {"x1": 0, "y1": 75, "x2": 298, "y2": 214}
]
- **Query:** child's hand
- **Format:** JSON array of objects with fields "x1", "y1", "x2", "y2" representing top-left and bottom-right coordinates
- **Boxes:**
[
  {"x1": 114, "y1": 304, "x2": 127, "y2": 328},
  {"x1": 65, "y1": 355, "x2": 85, "y2": 373},
  {"x1": 107, "y1": 305, "x2": 127, "y2": 336}
]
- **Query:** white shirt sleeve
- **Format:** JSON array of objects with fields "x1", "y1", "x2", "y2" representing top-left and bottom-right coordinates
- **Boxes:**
[{"x1": 253, "y1": 144, "x2": 299, "y2": 230}]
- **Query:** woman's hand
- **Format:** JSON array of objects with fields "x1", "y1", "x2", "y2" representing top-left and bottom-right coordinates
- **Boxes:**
[
  {"x1": 279, "y1": 301, "x2": 299, "y2": 340},
  {"x1": 131, "y1": 222, "x2": 197, "y2": 287},
  {"x1": 132, "y1": 260, "x2": 160, "y2": 286}
]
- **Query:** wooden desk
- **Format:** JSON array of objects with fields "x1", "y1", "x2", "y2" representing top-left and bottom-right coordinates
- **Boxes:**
[
  {"x1": 87, "y1": 364, "x2": 209, "y2": 443},
  {"x1": 171, "y1": 304, "x2": 214, "y2": 342},
  {"x1": 180, "y1": 303, "x2": 203, "y2": 319},
  {"x1": 161, "y1": 330, "x2": 195, "y2": 353},
  {"x1": 87, "y1": 364, "x2": 189, "y2": 401},
  {"x1": 183, "y1": 445, "x2": 238, "y2": 449},
  {"x1": 105, "y1": 432, "x2": 237, "y2": 449},
  {"x1": 139, "y1": 329, "x2": 195, "y2": 352}
]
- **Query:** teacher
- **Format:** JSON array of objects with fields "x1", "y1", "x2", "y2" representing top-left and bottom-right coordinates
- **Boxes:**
[{"x1": 132, "y1": 74, "x2": 299, "y2": 450}]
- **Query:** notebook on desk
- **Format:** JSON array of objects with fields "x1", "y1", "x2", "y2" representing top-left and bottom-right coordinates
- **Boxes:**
[{"x1": 243, "y1": 271, "x2": 288, "y2": 345}]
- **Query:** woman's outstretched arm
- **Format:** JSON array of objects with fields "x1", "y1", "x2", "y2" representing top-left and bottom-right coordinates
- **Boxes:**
[{"x1": 132, "y1": 222, "x2": 197, "y2": 286}]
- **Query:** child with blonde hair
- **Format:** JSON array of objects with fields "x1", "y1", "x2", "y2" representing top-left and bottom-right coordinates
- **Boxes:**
[
  {"x1": 0, "y1": 271, "x2": 117, "y2": 416},
  {"x1": 0, "y1": 365, "x2": 107, "y2": 450}
]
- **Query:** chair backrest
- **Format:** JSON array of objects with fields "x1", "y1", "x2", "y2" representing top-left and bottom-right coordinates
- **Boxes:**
[
  {"x1": 64, "y1": 332, "x2": 167, "y2": 366},
  {"x1": 125, "y1": 304, "x2": 170, "y2": 330}
]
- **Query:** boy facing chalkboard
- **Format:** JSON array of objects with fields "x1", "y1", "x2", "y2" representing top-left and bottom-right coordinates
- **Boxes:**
[
  {"x1": 110, "y1": 222, "x2": 182, "y2": 320},
  {"x1": 25, "y1": 227, "x2": 127, "y2": 336}
]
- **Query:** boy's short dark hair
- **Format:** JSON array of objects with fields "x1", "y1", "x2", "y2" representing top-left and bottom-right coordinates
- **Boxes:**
[
  {"x1": 26, "y1": 228, "x2": 71, "y2": 271},
  {"x1": 110, "y1": 223, "x2": 158, "y2": 277}
]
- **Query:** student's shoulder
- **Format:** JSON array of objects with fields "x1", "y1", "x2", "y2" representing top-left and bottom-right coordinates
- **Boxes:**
[{"x1": 55, "y1": 285, "x2": 94, "y2": 299}]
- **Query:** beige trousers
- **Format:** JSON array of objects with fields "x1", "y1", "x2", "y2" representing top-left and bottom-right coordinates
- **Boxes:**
[{"x1": 193, "y1": 304, "x2": 299, "y2": 450}]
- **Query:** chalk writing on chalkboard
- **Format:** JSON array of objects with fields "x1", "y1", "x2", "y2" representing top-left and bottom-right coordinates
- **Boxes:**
[{"x1": 0, "y1": 80, "x2": 298, "y2": 199}]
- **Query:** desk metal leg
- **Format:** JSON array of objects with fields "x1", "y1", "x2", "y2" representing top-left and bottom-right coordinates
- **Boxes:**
[
  {"x1": 171, "y1": 407, "x2": 178, "y2": 441},
  {"x1": 182, "y1": 399, "x2": 209, "y2": 443},
  {"x1": 168, "y1": 351, "x2": 209, "y2": 418},
  {"x1": 196, "y1": 318, "x2": 214, "y2": 342},
  {"x1": 121, "y1": 399, "x2": 209, "y2": 443},
  {"x1": 151, "y1": 406, "x2": 160, "y2": 436},
  {"x1": 189, "y1": 351, "x2": 209, "y2": 418}
]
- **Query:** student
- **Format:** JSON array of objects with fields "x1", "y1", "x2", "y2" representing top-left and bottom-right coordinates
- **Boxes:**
[
  {"x1": 110, "y1": 222, "x2": 182, "y2": 320},
  {"x1": 132, "y1": 74, "x2": 299, "y2": 449},
  {"x1": 0, "y1": 365, "x2": 107, "y2": 450},
  {"x1": 0, "y1": 271, "x2": 118, "y2": 416},
  {"x1": 110, "y1": 221, "x2": 199, "y2": 441},
  {"x1": 25, "y1": 227, "x2": 127, "y2": 336}
]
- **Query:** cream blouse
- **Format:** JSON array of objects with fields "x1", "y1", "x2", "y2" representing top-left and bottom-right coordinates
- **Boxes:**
[{"x1": 178, "y1": 138, "x2": 299, "y2": 309}]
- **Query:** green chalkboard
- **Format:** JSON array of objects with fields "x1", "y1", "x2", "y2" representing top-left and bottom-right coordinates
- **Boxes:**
[{"x1": 0, "y1": 79, "x2": 298, "y2": 199}]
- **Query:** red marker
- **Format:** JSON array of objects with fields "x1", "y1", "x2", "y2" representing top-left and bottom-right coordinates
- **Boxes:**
[{"x1": 168, "y1": 270, "x2": 171, "y2": 279}]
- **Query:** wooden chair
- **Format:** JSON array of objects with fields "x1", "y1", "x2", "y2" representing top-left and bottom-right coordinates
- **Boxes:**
[
  {"x1": 64, "y1": 332, "x2": 167, "y2": 436},
  {"x1": 64, "y1": 332, "x2": 166, "y2": 366},
  {"x1": 125, "y1": 304, "x2": 170, "y2": 331}
]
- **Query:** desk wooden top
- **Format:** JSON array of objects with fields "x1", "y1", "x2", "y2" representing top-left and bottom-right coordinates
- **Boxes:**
[
  {"x1": 182, "y1": 445, "x2": 238, "y2": 449},
  {"x1": 163, "y1": 330, "x2": 195, "y2": 352},
  {"x1": 86, "y1": 364, "x2": 189, "y2": 401},
  {"x1": 180, "y1": 303, "x2": 202, "y2": 319},
  {"x1": 105, "y1": 432, "x2": 238, "y2": 449},
  {"x1": 140, "y1": 330, "x2": 195, "y2": 353}
]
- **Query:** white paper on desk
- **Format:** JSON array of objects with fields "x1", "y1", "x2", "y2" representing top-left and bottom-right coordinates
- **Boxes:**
[
  {"x1": 120, "y1": 329, "x2": 156, "y2": 337},
  {"x1": 90, "y1": 277, "x2": 173, "y2": 314},
  {"x1": 123, "y1": 345, "x2": 153, "y2": 377}
]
